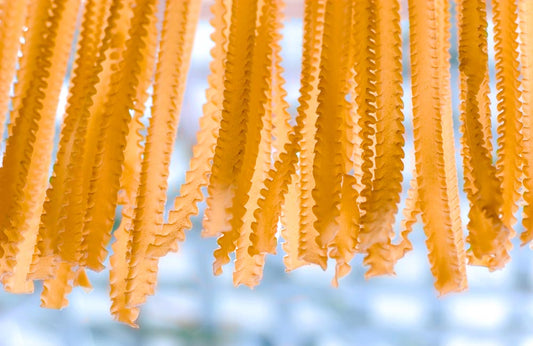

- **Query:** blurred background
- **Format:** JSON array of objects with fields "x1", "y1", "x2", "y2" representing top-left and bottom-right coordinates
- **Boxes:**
[{"x1": 1, "y1": 1, "x2": 532, "y2": 345}]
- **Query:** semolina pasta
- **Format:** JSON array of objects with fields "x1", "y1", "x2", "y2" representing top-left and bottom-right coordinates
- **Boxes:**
[{"x1": 0, "y1": 0, "x2": 530, "y2": 326}]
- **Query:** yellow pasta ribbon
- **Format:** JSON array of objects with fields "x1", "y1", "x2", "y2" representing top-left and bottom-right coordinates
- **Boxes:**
[
  {"x1": 297, "y1": 0, "x2": 325, "y2": 265},
  {"x1": 233, "y1": 82, "x2": 271, "y2": 287},
  {"x1": 282, "y1": 177, "x2": 307, "y2": 272},
  {"x1": 353, "y1": 0, "x2": 377, "y2": 253},
  {"x1": 361, "y1": 0, "x2": 405, "y2": 278},
  {"x1": 521, "y1": 0, "x2": 533, "y2": 245},
  {"x1": 310, "y1": 0, "x2": 352, "y2": 269},
  {"x1": 330, "y1": 175, "x2": 359, "y2": 287},
  {"x1": 204, "y1": 0, "x2": 257, "y2": 242},
  {"x1": 493, "y1": 0, "x2": 523, "y2": 233},
  {"x1": 408, "y1": 0, "x2": 466, "y2": 294},
  {"x1": 208, "y1": 0, "x2": 258, "y2": 273}
]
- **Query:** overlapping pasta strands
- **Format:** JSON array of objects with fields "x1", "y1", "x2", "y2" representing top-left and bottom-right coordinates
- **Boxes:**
[
  {"x1": 233, "y1": 0, "x2": 290, "y2": 287},
  {"x1": 69, "y1": 5, "x2": 134, "y2": 288},
  {"x1": 247, "y1": 0, "x2": 325, "y2": 264},
  {"x1": 158, "y1": 0, "x2": 231, "y2": 252},
  {"x1": 270, "y1": 1, "x2": 304, "y2": 272},
  {"x1": 204, "y1": 0, "x2": 257, "y2": 246},
  {"x1": 108, "y1": 16, "x2": 157, "y2": 327},
  {"x1": 0, "y1": 0, "x2": 81, "y2": 295},
  {"x1": 209, "y1": 0, "x2": 258, "y2": 273},
  {"x1": 327, "y1": 3, "x2": 359, "y2": 283},
  {"x1": 493, "y1": 0, "x2": 523, "y2": 234},
  {"x1": 214, "y1": 0, "x2": 279, "y2": 276},
  {"x1": 0, "y1": 0, "x2": 531, "y2": 327},
  {"x1": 120, "y1": 0, "x2": 200, "y2": 326},
  {"x1": 81, "y1": 0, "x2": 158, "y2": 273},
  {"x1": 38, "y1": 0, "x2": 109, "y2": 307},
  {"x1": 233, "y1": 90, "x2": 271, "y2": 287},
  {"x1": 108, "y1": 0, "x2": 161, "y2": 325},
  {"x1": 408, "y1": 0, "x2": 466, "y2": 294},
  {"x1": 458, "y1": 0, "x2": 508, "y2": 269},
  {"x1": 11, "y1": 0, "x2": 82, "y2": 294}
]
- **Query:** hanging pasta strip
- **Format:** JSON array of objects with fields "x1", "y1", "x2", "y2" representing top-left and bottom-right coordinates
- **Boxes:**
[
  {"x1": 109, "y1": 220, "x2": 139, "y2": 325},
  {"x1": 521, "y1": 0, "x2": 533, "y2": 245},
  {"x1": 493, "y1": 0, "x2": 523, "y2": 232},
  {"x1": 353, "y1": 0, "x2": 377, "y2": 253},
  {"x1": 233, "y1": 78, "x2": 271, "y2": 287},
  {"x1": 457, "y1": 0, "x2": 507, "y2": 268},
  {"x1": 437, "y1": 0, "x2": 466, "y2": 287},
  {"x1": 330, "y1": 174, "x2": 359, "y2": 287},
  {"x1": 39, "y1": 262, "x2": 74, "y2": 309},
  {"x1": 247, "y1": 0, "x2": 324, "y2": 259},
  {"x1": 213, "y1": 0, "x2": 274, "y2": 275},
  {"x1": 270, "y1": 0, "x2": 290, "y2": 163},
  {"x1": 361, "y1": 0, "x2": 405, "y2": 278},
  {"x1": 107, "y1": 1, "x2": 161, "y2": 324},
  {"x1": 408, "y1": 0, "x2": 466, "y2": 294},
  {"x1": 347, "y1": 6, "x2": 363, "y2": 195},
  {"x1": 203, "y1": 0, "x2": 257, "y2": 241},
  {"x1": 36, "y1": 0, "x2": 108, "y2": 302},
  {"x1": 234, "y1": 0, "x2": 285, "y2": 284},
  {"x1": 157, "y1": 0, "x2": 232, "y2": 250},
  {"x1": 108, "y1": 8, "x2": 159, "y2": 326},
  {"x1": 117, "y1": 11, "x2": 159, "y2": 207},
  {"x1": 81, "y1": 0, "x2": 158, "y2": 272},
  {"x1": 457, "y1": 0, "x2": 494, "y2": 182},
  {"x1": 5, "y1": 2, "x2": 40, "y2": 136},
  {"x1": 341, "y1": 59, "x2": 356, "y2": 179},
  {"x1": 232, "y1": 7, "x2": 273, "y2": 286},
  {"x1": 327, "y1": 29, "x2": 359, "y2": 283},
  {"x1": 348, "y1": 83, "x2": 364, "y2": 199},
  {"x1": 270, "y1": 0, "x2": 304, "y2": 272},
  {"x1": 120, "y1": 0, "x2": 200, "y2": 321},
  {"x1": 296, "y1": 0, "x2": 324, "y2": 265},
  {"x1": 282, "y1": 176, "x2": 307, "y2": 271},
  {"x1": 310, "y1": 0, "x2": 352, "y2": 270},
  {"x1": 0, "y1": 0, "x2": 29, "y2": 142},
  {"x1": 75, "y1": 0, "x2": 133, "y2": 256},
  {"x1": 0, "y1": 0, "x2": 80, "y2": 293},
  {"x1": 390, "y1": 176, "x2": 419, "y2": 263},
  {"x1": 296, "y1": 0, "x2": 326, "y2": 263}
]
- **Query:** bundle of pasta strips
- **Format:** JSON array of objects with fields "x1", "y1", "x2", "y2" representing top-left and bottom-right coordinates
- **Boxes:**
[{"x1": 0, "y1": 0, "x2": 531, "y2": 326}]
